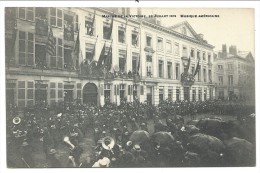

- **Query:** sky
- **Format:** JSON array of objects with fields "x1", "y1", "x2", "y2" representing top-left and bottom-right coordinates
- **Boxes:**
[{"x1": 141, "y1": 8, "x2": 255, "y2": 56}]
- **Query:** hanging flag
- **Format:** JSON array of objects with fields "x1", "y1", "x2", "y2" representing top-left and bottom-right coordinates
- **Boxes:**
[
  {"x1": 46, "y1": 26, "x2": 55, "y2": 56},
  {"x1": 74, "y1": 29, "x2": 80, "y2": 55},
  {"x1": 108, "y1": 18, "x2": 114, "y2": 40},
  {"x1": 105, "y1": 43, "x2": 112, "y2": 71},
  {"x1": 184, "y1": 56, "x2": 191, "y2": 73},
  {"x1": 97, "y1": 42, "x2": 106, "y2": 67},
  {"x1": 193, "y1": 60, "x2": 200, "y2": 76},
  {"x1": 89, "y1": 10, "x2": 96, "y2": 36}
]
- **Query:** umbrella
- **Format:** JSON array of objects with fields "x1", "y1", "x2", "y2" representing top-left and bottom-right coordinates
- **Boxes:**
[
  {"x1": 188, "y1": 133, "x2": 225, "y2": 154},
  {"x1": 184, "y1": 125, "x2": 200, "y2": 135},
  {"x1": 223, "y1": 137, "x2": 255, "y2": 166},
  {"x1": 129, "y1": 130, "x2": 150, "y2": 144},
  {"x1": 151, "y1": 132, "x2": 175, "y2": 146}
]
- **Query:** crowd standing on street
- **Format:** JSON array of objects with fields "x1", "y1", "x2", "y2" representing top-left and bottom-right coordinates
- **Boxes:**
[{"x1": 6, "y1": 98, "x2": 255, "y2": 168}]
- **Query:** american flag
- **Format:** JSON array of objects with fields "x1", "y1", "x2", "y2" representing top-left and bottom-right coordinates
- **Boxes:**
[{"x1": 46, "y1": 26, "x2": 55, "y2": 56}]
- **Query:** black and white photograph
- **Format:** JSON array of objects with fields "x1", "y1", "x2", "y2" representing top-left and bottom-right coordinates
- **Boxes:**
[{"x1": 1, "y1": 1, "x2": 259, "y2": 171}]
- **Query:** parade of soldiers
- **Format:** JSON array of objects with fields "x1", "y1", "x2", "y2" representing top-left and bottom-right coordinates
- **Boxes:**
[{"x1": 6, "y1": 98, "x2": 255, "y2": 168}]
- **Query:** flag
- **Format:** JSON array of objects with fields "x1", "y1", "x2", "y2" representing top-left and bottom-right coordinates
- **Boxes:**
[
  {"x1": 184, "y1": 56, "x2": 191, "y2": 73},
  {"x1": 46, "y1": 26, "x2": 55, "y2": 56},
  {"x1": 108, "y1": 18, "x2": 114, "y2": 40},
  {"x1": 194, "y1": 60, "x2": 200, "y2": 76},
  {"x1": 97, "y1": 42, "x2": 106, "y2": 67},
  {"x1": 89, "y1": 10, "x2": 96, "y2": 36},
  {"x1": 105, "y1": 43, "x2": 112, "y2": 71},
  {"x1": 74, "y1": 29, "x2": 80, "y2": 55}
]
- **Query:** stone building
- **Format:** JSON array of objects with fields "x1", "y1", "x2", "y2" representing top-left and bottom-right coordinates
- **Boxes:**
[
  {"x1": 215, "y1": 44, "x2": 255, "y2": 102},
  {"x1": 5, "y1": 7, "x2": 216, "y2": 109}
]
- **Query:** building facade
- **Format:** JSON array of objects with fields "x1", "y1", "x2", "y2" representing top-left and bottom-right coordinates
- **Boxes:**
[
  {"x1": 215, "y1": 44, "x2": 255, "y2": 102},
  {"x1": 5, "y1": 7, "x2": 216, "y2": 109}
]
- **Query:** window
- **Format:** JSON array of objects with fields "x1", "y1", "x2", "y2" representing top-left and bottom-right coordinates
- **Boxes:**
[
  {"x1": 176, "y1": 88, "x2": 180, "y2": 101},
  {"x1": 168, "y1": 88, "x2": 173, "y2": 101},
  {"x1": 18, "y1": 31, "x2": 35, "y2": 66},
  {"x1": 64, "y1": 84, "x2": 74, "y2": 102},
  {"x1": 85, "y1": 43, "x2": 95, "y2": 62},
  {"x1": 146, "y1": 35, "x2": 152, "y2": 47},
  {"x1": 174, "y1": 43, "x2": 179, "y2": 55},
  {"x1": 218, "y1": 65, "x2": 223, "y2": 70},
  {"x1": 35, "y1": 7, "x2": 48, "y2": 36},
  {"x1": 18, "y1": 7, "x2": 34, "y2": 21},
  {"x1": 103, "y1": 21, "x2": 112, "y2": 40},
  {"x1": 159, "y1": 89, "x2": 164, "y2": 102},
  {"x1": 228, "y1": 63, "x2": 233, "y2": 70},
  {"x1": 18, "y1": 81, "x2": 34, "y2": 108},
  {"x1": 198, "y1": 89, "x2": 202, "y2": 101},
  {"x1": 192, "y1": 89, "x2": 196, "y2": 101},
  {"x1": 157, "y1": 37, "x2": 163, "y2": 51},
  {"x1": 197, "y1": 51, "x2": 201, "y2": 60},
  {"x1": 118, "y1": 26, "x2": 125, "y2": 43},
  {"x1": 218, "y1": 76, "x2": 223, "y2": 85},
  {"x1": 158, "y1": 60, "x2": 164, "y2": 78},
  {"x1": 204, "y1": 89, "x2": 207, "y2": 101},
  {"x1": 50, "y1": 38, "x2": 63, "y2": 69},
  {"x1": 132, "y1": 31, "x2": 138, "y2": 46},
  {"x1": 50, "y1": 82, "x2": 56, "y2": 105},
  {"x1": 64, "y1": 45, "x2": 73, "y2": 69},
  {"x1": 167, "y1": 62, "x2": 172, "y2": 79},
  {"x1": 119, "y1": 50, "x2": 127, "y2": 72},
  {"x1": 146, "y1": 55, "x2": 152, "y2": 77},
  {"x1": 208, "y1": 69, "x2": 212, "y2": 82},
  {"x1": 182, "y1": 46, "x2": 188, "y2": 57},
  {"x1": 166, "y1": 40, "x2": 172, "y2": 53},
  {"x1": 203, "y1": 68, "x2": 207, "y2": 82},
  {"x1": 104, "y1": 84, "x2": 111, "y2": 103},
  {"x1": 58, "y1": 83, "x2": 63, "y2": 101},
  {"x1": 132, "y1": 52, "x2": 139, "y2": 74},
  {"x1": 64, "y1": 13, "x2": 74, "y2": 41},
  {"x1": 50, "y1": 8, "x2": 63, "y2": 27},
  {"x1": 191, "y1": 49, "x2": 195, "y2": 58},
  {"x1": 208, "y1": 54, "x2": 211, "y2": 64},
  {"x1": 175, "y1": 63, "x2": 180, "y2": 80},
  {"x1": 85, "y1": 14, "x2": 95, "y2": 36},
  {"x1": 218, "y1": 90, "x2": 224, "y2": 100},
  {"x1": 197, "y1": 66, "x2": 201, "y2": 81},
  {"x1": 203, "y1": 52, "x2": 206, "y2": 60},
  {"x1": 35, "y1": 44, "x2": 46, "y2": 69},
  {"x1": 228, "y1": 75, "x2": 233, "y2": 86}
]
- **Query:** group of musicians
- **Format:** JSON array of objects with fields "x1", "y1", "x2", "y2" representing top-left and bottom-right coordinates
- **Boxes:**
[{"x1": 6, "y1": 98, "x2": 253, "y2": 168}]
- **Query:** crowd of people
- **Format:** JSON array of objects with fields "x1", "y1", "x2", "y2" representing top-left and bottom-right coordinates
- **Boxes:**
[{"x1": 6, "y1": 98, "x2": 255, "y2": 168}]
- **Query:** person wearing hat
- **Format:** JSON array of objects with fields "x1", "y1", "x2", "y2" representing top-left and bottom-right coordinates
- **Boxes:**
[
  {"x1": 92, "y1": 157, "x2": 111, "y2": 167},
  {"x1": 20, "y1": 140, "x2": 35, "y2": 168},
  {"x1": 47, "y1": 149, "x2": 62, "y2": 168}
]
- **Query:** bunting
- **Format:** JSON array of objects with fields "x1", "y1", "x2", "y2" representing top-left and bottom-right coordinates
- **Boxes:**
[{"x1": 46, "y1": 26, "x2": 55, "y2": 56}]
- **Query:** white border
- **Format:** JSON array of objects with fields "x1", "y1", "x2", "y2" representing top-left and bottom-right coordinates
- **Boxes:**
[{"x1": 0, "y1": 1, "x2": 259, "y2": 173}]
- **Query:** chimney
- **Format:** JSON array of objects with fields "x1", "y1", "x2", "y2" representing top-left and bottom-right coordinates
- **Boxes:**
[
  {"x1": 229, "y1": 45, "x2": 237, "y2": 55},
  {"x1": 222, "y1": 44, "x2": 227, "y2": 53}
]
